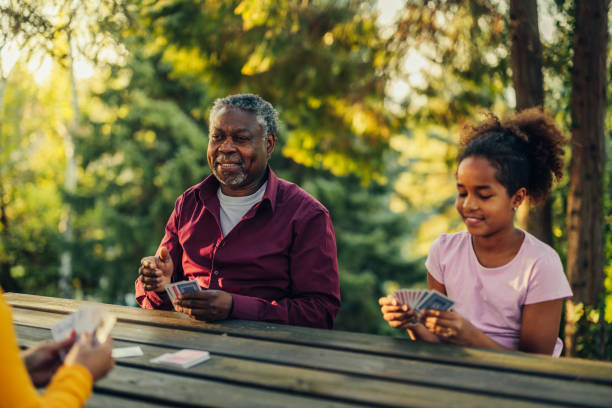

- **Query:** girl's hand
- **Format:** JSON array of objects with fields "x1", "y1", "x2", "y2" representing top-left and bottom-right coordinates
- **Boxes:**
[
  {"x1": 378, "y1": 297, "x2": 417, "y2": 329},
  {"x1": 422, "y1": 310, "x2": 479, "y2": 346},
  {"x1": 405, "y1": 321, "x2": 442, "y2": 343}
]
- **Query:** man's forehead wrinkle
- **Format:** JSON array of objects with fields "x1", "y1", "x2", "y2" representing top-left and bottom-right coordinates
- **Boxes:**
[{"x1": 211, "y1": 113, "x2": 259, "y2": 133}]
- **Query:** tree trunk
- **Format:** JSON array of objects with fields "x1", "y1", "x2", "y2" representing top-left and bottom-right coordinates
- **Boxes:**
[
  {"x1": 564, "y1": 0, "x2": 608, "y2": 357},
  {"x1": 59, "y1": 31, "x2": 78, "y2": 298},
  {"x1": 509, "y1": 0, "x2": 552, "y2": 245}
]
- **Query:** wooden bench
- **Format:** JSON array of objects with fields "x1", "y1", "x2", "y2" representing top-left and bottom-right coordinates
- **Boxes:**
[{"x1": 6, "y1": 292, "x2": 612, "y2": 407}]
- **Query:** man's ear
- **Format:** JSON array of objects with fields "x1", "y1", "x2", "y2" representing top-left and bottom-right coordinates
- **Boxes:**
[{"x1": 266, "y1": 133, "x2": 276, "y2": 157}]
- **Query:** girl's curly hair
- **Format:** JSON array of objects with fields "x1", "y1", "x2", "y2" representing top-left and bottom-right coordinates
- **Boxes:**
[{"x1": 458, "y1": 107, "x2": 566, "y2": 205}]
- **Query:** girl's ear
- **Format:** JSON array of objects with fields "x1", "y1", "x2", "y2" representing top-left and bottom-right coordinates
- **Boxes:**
[{"x1": 512, "y1": 187, "x2": 527, "y2": 210}]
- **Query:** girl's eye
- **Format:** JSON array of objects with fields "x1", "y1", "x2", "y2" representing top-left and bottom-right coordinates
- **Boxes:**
[
  {"x1": 457, "y1": 192, "x2": 467, "y2": 197},
  {"x1": 480, "y1": 195, "x2": 492, "y2": 200},
  {"x1": 212, "y1": 134, "x2": 223, "y2": 140}
]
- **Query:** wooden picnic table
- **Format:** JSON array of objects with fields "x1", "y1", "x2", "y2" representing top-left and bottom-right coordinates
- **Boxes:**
[{"x1": 6, "y1": 292, "x2": 612, "y2": 407}]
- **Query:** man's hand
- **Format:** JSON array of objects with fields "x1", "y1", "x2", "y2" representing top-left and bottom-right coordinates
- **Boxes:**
[
  {"x1": 422, "y1": 310, "x2": 479, "y2": 346},
  {"x1": 173, "y1": 290, "x2": 233, "y2": 321},
  {"x1": 22, "y1": 333, "x2": 76, "y2": 387},
  {"x1": 139, "y1": 246, "x2": 174, "y2": 292}
]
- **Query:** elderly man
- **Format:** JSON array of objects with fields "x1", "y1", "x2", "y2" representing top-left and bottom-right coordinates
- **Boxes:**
[{"x1": 135, "y1": 94, "x2": 341, "y2": 329}]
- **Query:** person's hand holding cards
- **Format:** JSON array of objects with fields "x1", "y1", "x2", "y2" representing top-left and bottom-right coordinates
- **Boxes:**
[
  {"x1": 380, "y1": 289, "x2": 457, "y2": 342},
  {"x1": 378, "y1": 296, "x2": 418, "y2": 329},
  {"x1": 139, "y1": 246, "x2": 174, "y2": 292},
  {"x1": 421, "y1": 309, "x2": 481, "y2": 345},
  {"x1": 173, "y1": 289, "x2": 233, "y2": 321}
]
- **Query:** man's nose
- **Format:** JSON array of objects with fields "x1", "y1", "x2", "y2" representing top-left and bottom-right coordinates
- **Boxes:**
[{"x1": 218, "y1": 138, "x2": 236, "y2": 152}]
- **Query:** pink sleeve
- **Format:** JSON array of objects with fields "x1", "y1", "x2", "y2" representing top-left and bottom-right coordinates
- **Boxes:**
[
  {"x1": 524, "y1": 251, "x2": 573, "y2": 305},
  {"x1": 425, "y1": 236, "x2": 445, "y2": 284}
]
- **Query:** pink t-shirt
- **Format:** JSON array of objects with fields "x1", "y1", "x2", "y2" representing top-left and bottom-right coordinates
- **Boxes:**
[{"x1": 425, "y1": 230, "x2": 572, "y2": 357}]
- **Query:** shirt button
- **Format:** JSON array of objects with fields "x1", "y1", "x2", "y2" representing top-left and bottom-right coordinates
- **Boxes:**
[{"x1": 213, "y1": 270, "x2": 219, "y2": 276}]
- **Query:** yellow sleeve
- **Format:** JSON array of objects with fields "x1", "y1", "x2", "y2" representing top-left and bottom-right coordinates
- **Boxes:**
[{"x1": 0, "y1": 292, "x2": 93, "y2": 408}]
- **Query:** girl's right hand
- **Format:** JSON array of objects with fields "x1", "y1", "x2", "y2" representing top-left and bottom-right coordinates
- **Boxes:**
[
  {"x1": 64, "y1": 333, "x2": 114, "y2": 381},
  {"x1": 378, "y1": 296, "x2": 417, "y2": 329}
]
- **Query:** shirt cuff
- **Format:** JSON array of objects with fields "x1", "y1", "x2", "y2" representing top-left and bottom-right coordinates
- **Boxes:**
[
  {"x1": 230, "y1": 294, "x2": 262, "y2": 321},
  {"x1": 148, "y1": 290, "x2": 170, "y2": 306}
]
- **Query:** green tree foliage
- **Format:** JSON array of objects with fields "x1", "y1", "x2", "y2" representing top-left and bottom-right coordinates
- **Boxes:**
[
  {"x1": 388, "y1": 0, "x2": 512, "y2": 257},
  {"x1": 70, "y1": 0, "x2": 422, "y2": 325},
  {"x1": 2, "y1": 0, "x2": 610, "y2": 353},
  {"x1": 136, "y1": 0, "x2": 404, "y2": 183},
  {"x1": 0, "y1": 64, "x2": 69, "y2": 294}
]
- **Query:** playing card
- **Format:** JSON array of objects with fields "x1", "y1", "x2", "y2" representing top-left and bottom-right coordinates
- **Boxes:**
[
  {"x1": 51, "y1": 313, "x2": 77, "y2": 342},
  {"x1": 414, "y1": 290, "x2": 456, "y2": 312},
  {"x1": 393, "y1": 289, "x2": 429, "y2": 309},
  {"x1": 112, "y1": 346, "x2": 144, "y2": 359},
  {"x1": 150, "y1": 349, "x2": 210, "y2": 369},
  {"x1": 165, "y1": 280, "x2": 201, "y2": 301},
  {"x1": 51, "y1": 305, "x2": 116, "y2": 350}
]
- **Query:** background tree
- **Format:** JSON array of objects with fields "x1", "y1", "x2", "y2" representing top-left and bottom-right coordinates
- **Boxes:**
[
  {"x1": 509, "y1": 0, "x2": 552, "y2": 245},
  {"x1": 2, "y1": 0, "x2": 611, "y2": 355},
  {"x1": 72, "y1": 0, "x2": 421, "y2": 329},
  {"x1": 565, "y1": 0, "x2": 609, "y2": 357}
]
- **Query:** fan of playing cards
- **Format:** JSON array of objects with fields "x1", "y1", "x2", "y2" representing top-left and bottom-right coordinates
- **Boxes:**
[
  {"x1": 51, "y1": 305, "x2": 116, "y2": 346},
  {"x1": 392, "y1": 289, "x2": 455, "y2": 312},
  {"x1": 165, "y1": 280, "x2": 202, "y2": 304}
]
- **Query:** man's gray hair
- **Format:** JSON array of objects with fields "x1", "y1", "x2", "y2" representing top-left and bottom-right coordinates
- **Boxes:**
[{"x1": 209, "y1": 94, "x2": 279, "y2": 137}]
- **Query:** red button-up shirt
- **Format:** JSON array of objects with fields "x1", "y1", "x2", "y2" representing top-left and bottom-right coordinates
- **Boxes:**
[{"x1": 135, "y1": 167, "x2": 341, "y2": 328}]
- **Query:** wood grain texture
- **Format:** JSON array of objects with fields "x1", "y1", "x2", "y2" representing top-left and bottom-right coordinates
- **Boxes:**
[
  {"x1": 11, "y1": 308, "x2": 612, "y2": 407},
  {"x1": 6, "y1": 292, "x2": 612, "y2": 383}
]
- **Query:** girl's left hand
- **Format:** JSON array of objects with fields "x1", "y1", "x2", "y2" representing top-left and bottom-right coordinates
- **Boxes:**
[{"x1": 421, "y1": 310, "x2": 479, "y2": 346}]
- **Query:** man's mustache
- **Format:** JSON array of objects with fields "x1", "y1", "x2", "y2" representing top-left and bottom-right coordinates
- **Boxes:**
[{"x1": 214, "y1": 155, "x2": 244, "y2": 165}]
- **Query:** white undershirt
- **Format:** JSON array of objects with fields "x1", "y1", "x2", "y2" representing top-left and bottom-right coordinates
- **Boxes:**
[{"x1": 217, "y1": 182, "x2": 267, "y2": 236}]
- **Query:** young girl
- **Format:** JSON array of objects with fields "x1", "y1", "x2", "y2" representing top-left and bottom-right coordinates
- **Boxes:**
[{"x1": 380, "y1": 108, "x2": 572, "y2": 356}]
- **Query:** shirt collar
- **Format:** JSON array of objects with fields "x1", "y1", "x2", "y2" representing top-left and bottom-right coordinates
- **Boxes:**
[{"x1": 196, "y1": 165, "x2": 278, "y2": 214}]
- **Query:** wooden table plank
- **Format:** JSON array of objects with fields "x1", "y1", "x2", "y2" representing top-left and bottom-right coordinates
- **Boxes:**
[
  {"x1": 15, "y1": 324, "x2": 558, "y2": 408},
  {"x1": 97, "y1": 364, "x2": 361, "y2": 408},
  {"x1": 86, "y1": 393, "x2": 170, "y2": 408},
  {"x1": 7, "y1": 292, "x2": 612, "y2": 385},
  {"x1": 13, "y1": 312, "x2": 612, "y2": 407}
]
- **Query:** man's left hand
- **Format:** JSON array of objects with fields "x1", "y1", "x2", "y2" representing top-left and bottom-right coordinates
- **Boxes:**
[{"x1": 173, "y1": 290, "x2": 233, "y2": 321}]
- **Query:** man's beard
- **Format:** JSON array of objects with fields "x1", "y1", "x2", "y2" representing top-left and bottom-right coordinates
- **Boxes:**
[{"x1": 213, "y1": 156, "x2": 247, "y2": 186}]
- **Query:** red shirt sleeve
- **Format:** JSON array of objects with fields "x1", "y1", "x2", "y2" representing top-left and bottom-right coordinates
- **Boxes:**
[
  {"x1": 230, "y1": 208, "x2": 341, "y2": 328},
  {"x1": 135, "y1": 196, "x2": 184, "y2": 310}
]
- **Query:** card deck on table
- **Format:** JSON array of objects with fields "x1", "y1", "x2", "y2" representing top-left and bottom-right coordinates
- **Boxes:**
[
  {"x1": 150, "y1": 349, "x2": 210, "y2": 369},
  {"x1": 51, "y1": 305, "x2": 117, "y2": 346},
  {"x1": 164, "y1": 280, "x2": 202, "y2": 302},
  {"x1": 392, "y1": 289, "x2": 455, "y2": 312},
  {"x1": 112, "y1": 346, "x2": 144, "y2": 359}
]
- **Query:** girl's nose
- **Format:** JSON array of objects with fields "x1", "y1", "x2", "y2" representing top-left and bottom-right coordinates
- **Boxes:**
[{"x1": 463, "y1": 194, "x2": 478, "y2": 210}]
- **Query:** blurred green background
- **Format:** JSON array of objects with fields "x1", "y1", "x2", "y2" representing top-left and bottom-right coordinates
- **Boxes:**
[{"x1": 1, "y1": 0, "x2": 611, "y2": 358}]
